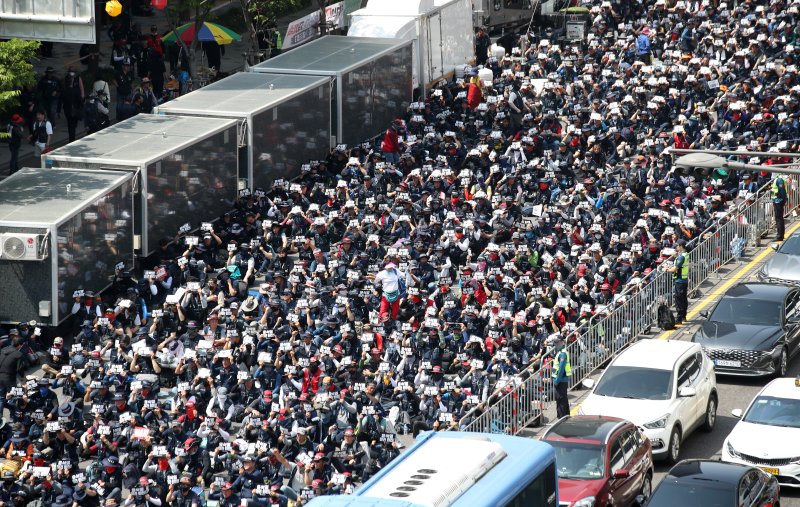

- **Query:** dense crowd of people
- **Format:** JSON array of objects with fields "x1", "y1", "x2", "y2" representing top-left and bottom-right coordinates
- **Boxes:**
[{"x1": 2, "y1": 0, "x2": 800, "y2": 505}]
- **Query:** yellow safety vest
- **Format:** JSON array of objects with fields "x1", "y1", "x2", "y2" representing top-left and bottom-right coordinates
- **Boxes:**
[
  {"x1": 552, "y1": 348, "x2": 572, "y2": 378},
  {"x1": 673, "y1": 253, "x2": 689, "y2": 281},
  {"x1": 772, "y1": 178, "x2": 785, "y2": 202}
]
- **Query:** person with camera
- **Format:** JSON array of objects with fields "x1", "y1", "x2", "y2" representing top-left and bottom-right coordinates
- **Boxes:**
[{"x1": 82, "y1": 91, "x2": 110, "y2": 135}]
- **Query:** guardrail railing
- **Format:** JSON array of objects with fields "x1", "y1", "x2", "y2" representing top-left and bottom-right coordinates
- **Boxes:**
[{"x1": 456, "y1": 176, "x2": 799, "y2": 435}]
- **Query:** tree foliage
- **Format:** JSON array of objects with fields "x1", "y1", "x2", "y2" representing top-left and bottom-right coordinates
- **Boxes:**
[
  {"x1": 245, "y1": 0, "x2": 302, "y2": 32},
  {"x1": 0, "y1": 39, "x2": 40, "y2": 118}
]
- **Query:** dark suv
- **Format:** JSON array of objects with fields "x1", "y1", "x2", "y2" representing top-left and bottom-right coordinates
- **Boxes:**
[{"x1": 643, "y1": 460, "x2": 780, "y2": 507}]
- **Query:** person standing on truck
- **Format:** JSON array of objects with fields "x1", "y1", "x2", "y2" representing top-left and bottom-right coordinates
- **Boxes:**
[{"x1": 475, "y1": 26, "x2": 490, "y2": 66}]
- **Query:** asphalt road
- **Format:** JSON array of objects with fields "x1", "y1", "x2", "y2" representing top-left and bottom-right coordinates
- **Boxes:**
[
  {"x1": 560, "y1": 235, "x2": 800, "y2": 505},
  {"x1": 646, "y1": 270, "x2": 800, "y2": 505},
  {"x1": 648, "y1": 357, "x2": 800, "y2": 505}
]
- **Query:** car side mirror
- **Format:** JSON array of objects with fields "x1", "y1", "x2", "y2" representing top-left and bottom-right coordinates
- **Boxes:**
[
  {"x1": 613, "y1": 469, "x2": 630, "y2": 479},
  {"x1": 731, "y1": 408, "x2": 743, "y2": 418},
  {"x1": 770, "y1": 242, "x2": 780, "y2": 251},
  {"x1": 582, "y1": 378, "x2": 595, "y2": 389},
  {"x1": 678, "y1": 386, "x2": 696, "y2": 397},
  {"x1": 699, "y1": 310, "x2": 708, "y2": 319}
]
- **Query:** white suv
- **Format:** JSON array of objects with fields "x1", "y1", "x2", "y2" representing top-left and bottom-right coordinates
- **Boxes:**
[{"x1": 578, "y1": 339, "x2": 718, "y2": 464}]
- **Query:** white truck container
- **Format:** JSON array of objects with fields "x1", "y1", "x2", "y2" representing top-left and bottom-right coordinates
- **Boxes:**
[{"x1": 347, "y1": 0, "x2": 474, "y2": 92}]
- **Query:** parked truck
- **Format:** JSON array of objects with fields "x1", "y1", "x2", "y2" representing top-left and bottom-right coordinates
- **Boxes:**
[
  {"x1": 347, "y1": 0, "x2": 474, "y2": 92},
  {"x1": 473, "y1": 0, "x2": 539, "y2": 33}
]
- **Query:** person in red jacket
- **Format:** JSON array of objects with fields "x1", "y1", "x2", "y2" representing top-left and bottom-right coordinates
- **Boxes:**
[
  {"x1": 467, "y1": 72, "x2": 483, "y2": 109},
  {"x1": 301, "y1": 357, "x2": 323, "y2": 394},
  {"x1": 673, "y1": 126, "x2": 690, "y2": 149},
  {"x1": 381, "y1": 119, "x2": 403, "y2": 164}
]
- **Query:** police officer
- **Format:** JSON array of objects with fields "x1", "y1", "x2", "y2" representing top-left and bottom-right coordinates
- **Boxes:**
[
  {"x1": 668, "y1": 239, "x2": 690, "y2": 324},
  {"x1": 550, "y1": 334, "x2": 572, "y2": 418},
  {"x1": 772, "y1": 175, "x2": 788, "y2": 241}
]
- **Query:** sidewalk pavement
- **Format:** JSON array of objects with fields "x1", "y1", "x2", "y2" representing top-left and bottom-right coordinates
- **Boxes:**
[{"x1": 0, "y1": 2, "x2": 321, "y2": 179}]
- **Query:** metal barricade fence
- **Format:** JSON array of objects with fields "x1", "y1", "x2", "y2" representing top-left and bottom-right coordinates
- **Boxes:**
[{"x1": 457, "y1": 178, "x2": 800, "y2": 435}]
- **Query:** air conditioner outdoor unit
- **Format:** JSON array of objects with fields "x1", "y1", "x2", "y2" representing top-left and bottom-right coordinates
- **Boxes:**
[{"x1": 0, "y1": 233, "x2": 44, "y2": 261}]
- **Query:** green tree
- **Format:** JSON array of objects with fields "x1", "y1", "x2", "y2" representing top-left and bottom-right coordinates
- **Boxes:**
[
  {"x1": 240, "y1": 0, "x2": 301, "y2": 59},
  {"x1": 0, "y1": 39, "x2": 40, "y2": 122}
]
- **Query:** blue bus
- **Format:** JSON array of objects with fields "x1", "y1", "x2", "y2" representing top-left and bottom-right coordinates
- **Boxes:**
[{"x1": 304, "y1": 432, "x2": 558, "y2": 507}]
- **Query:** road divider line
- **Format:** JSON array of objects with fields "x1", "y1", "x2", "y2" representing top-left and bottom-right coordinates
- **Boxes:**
[{"x1": 660, "y1": 220, "x2": 800, "y2": 340}]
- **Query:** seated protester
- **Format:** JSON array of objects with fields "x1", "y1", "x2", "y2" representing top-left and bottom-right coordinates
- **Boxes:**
[
  {"x1": 81, "y1": 413, "x2": 118, "y2": 460},
  {"x1": 86, "y1": 455, "x2": 123, "y2": 502},
  {"x1": 84, "y1": 378, "x2": 113, "y2": 406},
  {"x1": 40, "y1": 336, "x2": 67, "y2": 377},
  {"x1": 127, "y1": 380, "x2": 158, "y2": 413},
  {"x1": 26, "y1": 409, "x2": 46, "y2": 441},
  {"x1": 128, "y1": 343, "x2": 163, "y2": 376},
  {"x1": 208, "y1": 480, "x2": 240, "y2": 507},
  {"x1": 29, "y1": 377, "x2": 58, "y2": 415},
  {"x1": 165, "y1": 474, "x2": 203, "y2": 507},
  {"x1": 331, "y1": 427, "x2": 369, "y2": 481},
  {"x1": 125, "y1": 475, "x2": 161, "y2": 507},
  {"x1": 229, "y1": 454, "x2": 265, "y2": 500},
  {"x1": 205, "y1": 385, "x2": 235, "y2": 422},
  {"x1": 142, "y1": 445, "x2": 180, "y2": 486},
  {"x1": 5, "y1": 389, "x2": 36, "y2": 427},
  {"x1": 280, "y1": 426, "x2": 315, "y2": 463},
  {"x1": 4, "y1": 428, "x2": 33, "y2": 464},
  {"x1": 305, "y1": 452, "x2": 335, "y2": 490},
  {"x1": 176, "y1": 438, "x2": 212, "y2": 485},
  {"x1": 0, "y1": 470, "x2": 22, "y2": 505}
]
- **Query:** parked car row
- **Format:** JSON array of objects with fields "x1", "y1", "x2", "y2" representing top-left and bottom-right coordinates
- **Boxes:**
[
  {"x1": 544, "y1": 337, "x2": 799, "y2": 506},
  {"x1": 538, "y1": 231, "x2": 800, "y2": 506}
]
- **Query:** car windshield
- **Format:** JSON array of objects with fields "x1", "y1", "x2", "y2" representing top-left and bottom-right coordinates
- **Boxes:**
[
  {"x1": 593, "y1": 366, "x2": 673, "y2": 401},
  {"x1": 547, "y1": 441, "x2": 605, "y2": 480},
  {"x1": 647, "y1": 481, "x2": 735, "y2": 507},
  {"x1": 743, "y1": 395, "x2": 800, "y2": 428},
  {"x1": 778, "y1": 235, "x2": 800, "y2": 255},
  {"x1": 708, "y1": 298, "x2": 782, "y2": 326}
]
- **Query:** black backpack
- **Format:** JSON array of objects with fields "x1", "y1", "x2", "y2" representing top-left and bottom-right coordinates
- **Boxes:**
[
  {"x1": 83, "y1": 100, "x2": 99, "y2": 130},
  {"x1": 657, "y1": 303, "x2": 675, "y2": 331}
]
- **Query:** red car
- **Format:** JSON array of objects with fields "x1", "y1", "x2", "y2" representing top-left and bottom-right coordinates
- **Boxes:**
[{"x1": 541, "y1": 415, "x2": 654, "y2": 507}]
